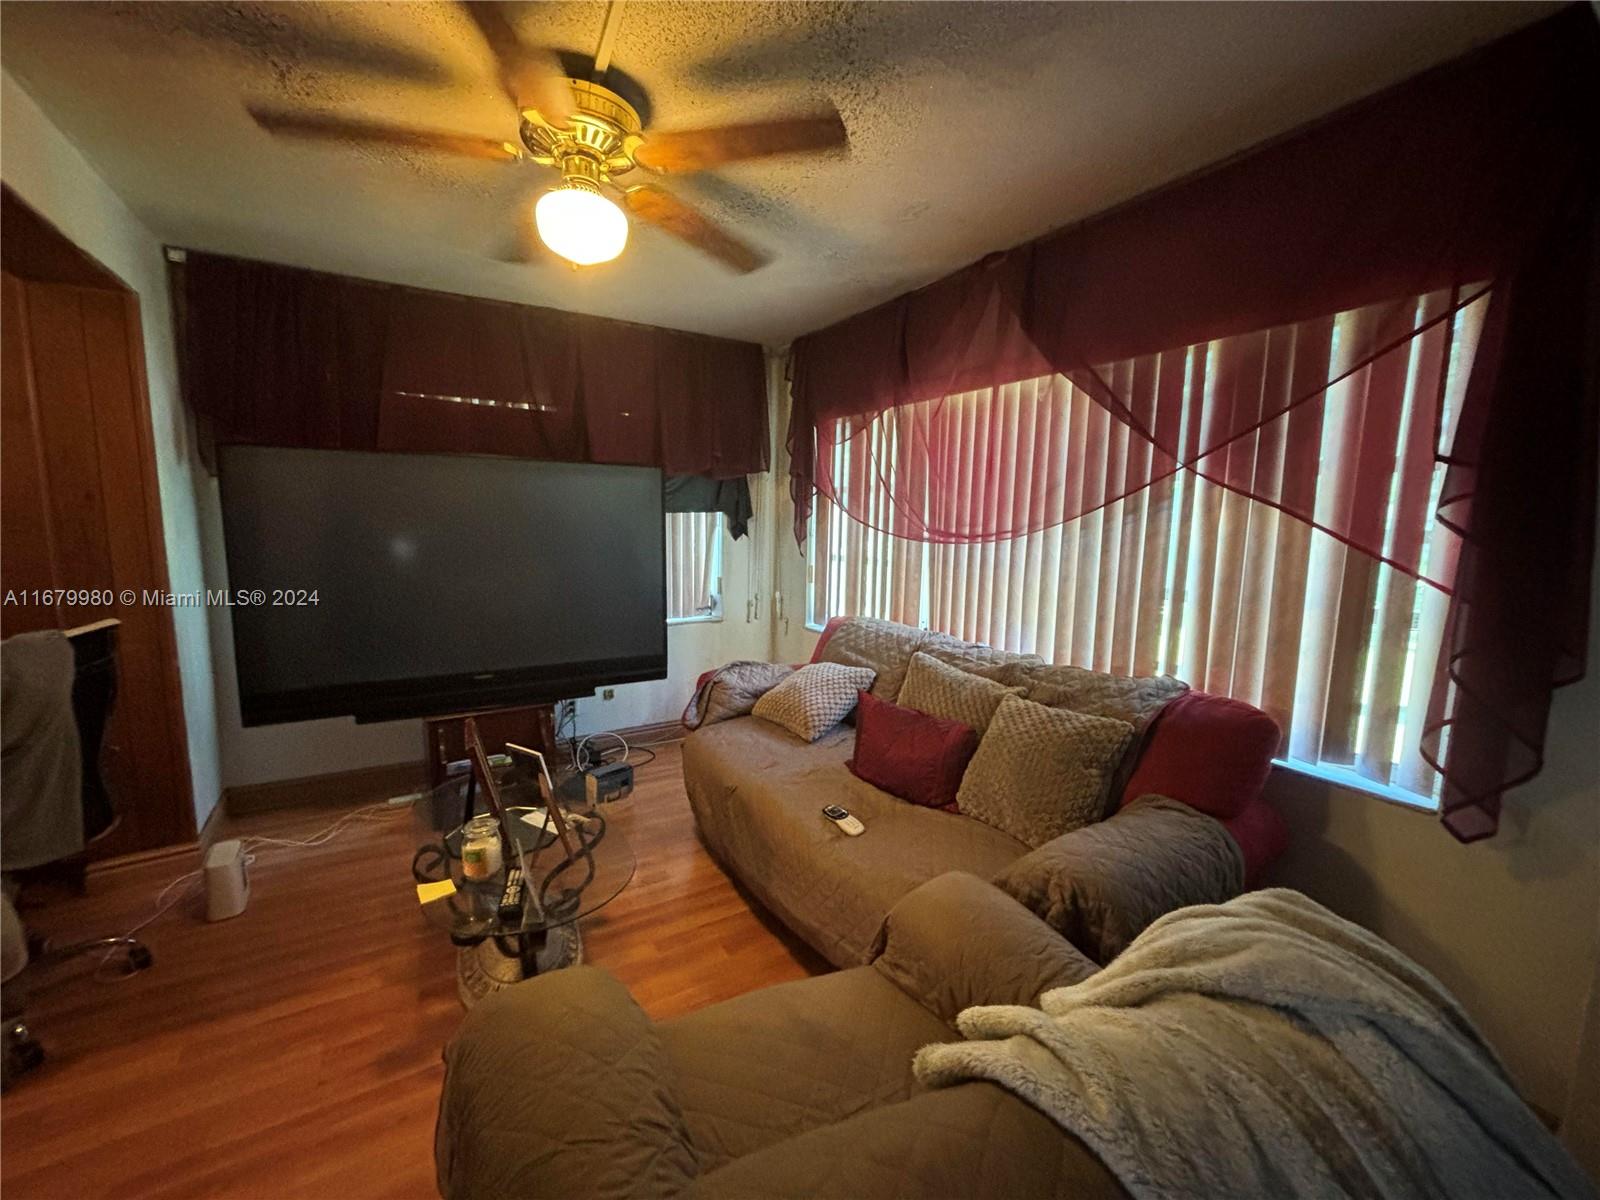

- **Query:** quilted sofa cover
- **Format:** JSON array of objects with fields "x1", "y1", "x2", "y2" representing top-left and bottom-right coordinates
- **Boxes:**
[
  {"x1": 437, "y1": 873, "x2": 1129, "y2": 1200},
  {"x1": 685, "y1": 617, "x2": 1271, "y2": 967}
]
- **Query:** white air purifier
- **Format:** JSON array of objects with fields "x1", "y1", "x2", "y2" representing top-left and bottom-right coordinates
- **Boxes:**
[{"x1": 204, "y1": 839, "x2": 250, "y2": 921}]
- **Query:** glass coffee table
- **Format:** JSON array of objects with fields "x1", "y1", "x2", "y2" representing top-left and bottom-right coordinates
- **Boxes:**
[{"x1": 410, "y1": 764, "x2": 634, "y2": 1006}]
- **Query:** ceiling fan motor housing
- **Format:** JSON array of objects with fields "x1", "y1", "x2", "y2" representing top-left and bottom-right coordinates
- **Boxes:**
[{"x1": 520, "y1": 79, "x2": 644, "y2": 185}]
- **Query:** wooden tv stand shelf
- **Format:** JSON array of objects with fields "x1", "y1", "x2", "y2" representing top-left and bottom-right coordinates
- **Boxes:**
[{"x1": 423, "y1": 704, "x2": 560, "y2": 789}]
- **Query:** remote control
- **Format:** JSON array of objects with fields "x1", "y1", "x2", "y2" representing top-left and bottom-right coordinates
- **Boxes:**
[
  {"x1": 822, "y1": 804, "x2": 866, "y2": 836},
  {"x1": 498, "y1": 866, "x2": 526, "y2": 923}
]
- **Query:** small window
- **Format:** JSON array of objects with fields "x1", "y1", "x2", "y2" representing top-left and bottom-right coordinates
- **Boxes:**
[{"x1": 666, "y1": 511, "x2": 723, "y2": 622}]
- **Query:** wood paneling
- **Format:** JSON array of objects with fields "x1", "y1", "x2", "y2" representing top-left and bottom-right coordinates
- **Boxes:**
[
  {"x1": 0, "y1": 269, "x2": 195, "y2": 852},
  {"x1": 0, "y1": 743, "x2": 826, "y2": 1198},
  {"x1": 1, "y1": 274, "x2": 60, "y2": 635}
]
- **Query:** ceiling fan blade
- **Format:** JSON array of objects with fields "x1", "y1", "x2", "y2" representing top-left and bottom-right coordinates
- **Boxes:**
[
  {"x1": 249, "y1": 108, "x2": 521, "y2": 161},
  {"x1": 622, "y1": 185, "x2": 769, "y2": 273},
  {"x1": 460, "y1": 0, "x2": 572, "y2": 125},
  {"x1": 633, "y1": 110, "x2": 847, "y2": 174}
]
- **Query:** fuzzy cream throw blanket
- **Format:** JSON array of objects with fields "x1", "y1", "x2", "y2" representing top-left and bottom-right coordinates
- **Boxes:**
[{"x1": 914, "y1": 889, "x2": 1593, "y2": 1200}]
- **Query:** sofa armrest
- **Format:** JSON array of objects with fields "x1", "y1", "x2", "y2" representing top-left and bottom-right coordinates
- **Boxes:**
[
  {"x1": 992, "y1": 796, "x2": 1244, "y2": 965},
  {"x1": 688, "y1": 1080, "x2": 1125, "y2": 1200},
  {"x1": 871, "y1": 872, "x2": 1096, "y2": 1024},
  {"x1": 436, "y1": 966, "x2": 696, "y2": 1200}
]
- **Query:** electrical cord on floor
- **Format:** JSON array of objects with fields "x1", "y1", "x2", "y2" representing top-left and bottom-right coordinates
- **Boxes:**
[
  {"x1": 574, "y1": 731, "x2": 629, "y2": 771},
  {"x1": 92, "y1": 797, "x2": 417, "y2": 981}
]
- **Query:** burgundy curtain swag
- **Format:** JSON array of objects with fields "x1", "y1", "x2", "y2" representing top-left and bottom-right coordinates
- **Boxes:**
[
  {"x1": 174, "y1": 252, "x2": 769, "y2": 481},
  {"x1": 786, "y1": 8, "x2": 1600, "y2": 841}
]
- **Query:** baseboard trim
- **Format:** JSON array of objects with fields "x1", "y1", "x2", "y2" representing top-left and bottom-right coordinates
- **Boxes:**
[
  {"x1": 88, "y1": 839, "x2": 201, "y2": 877},
  {"x1": 198, "y1": 794, "x2": 227, "y2": 854},
  {"x1": 572, "y1": 718, "x2": 686, "y2": 748},
  {"x1": 212, "y1": 719, "x2": 681, "y2": 820},
  {"x1": 223, "y1": 759, "x2": 428, "y2": 817}
]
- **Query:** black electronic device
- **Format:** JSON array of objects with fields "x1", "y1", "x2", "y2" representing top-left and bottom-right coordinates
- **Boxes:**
[
  {"x1": 217, "y1": 447, "x2": 667, "y2": 724},
  {"x1": 498, "y1": 866, "x2": 526, "y2": 924}
]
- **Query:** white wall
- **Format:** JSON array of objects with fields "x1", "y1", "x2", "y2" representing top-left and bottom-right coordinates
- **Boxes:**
[
  {"x1": 1263, "y1": 541, "x2": 1600, "y2": 1120},
  {"x1": 572, "y1": 516, "x2": 773, "y2": 738},
  {"x1": 2, "y1": 71, "x2": 223, "y2": 827}
]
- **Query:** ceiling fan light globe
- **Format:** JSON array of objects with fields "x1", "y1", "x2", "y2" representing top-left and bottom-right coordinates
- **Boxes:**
[{"x1": 535, "y1": 186, "x2": 628, "y2": 266}]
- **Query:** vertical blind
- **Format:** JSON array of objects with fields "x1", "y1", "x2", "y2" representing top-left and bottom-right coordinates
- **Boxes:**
[
  {"x1": 810, "y1": 289, "x2": 1488, "y2": 802},
  {"x1": 667, "y1": 511, "x2": 722, "y2": 621}
]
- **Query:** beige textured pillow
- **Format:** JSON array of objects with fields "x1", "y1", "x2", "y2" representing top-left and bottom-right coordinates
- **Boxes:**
[
  {"x1": 957, "y1": 695, "x2": 1134, "y2": 847},
  {"x1": 752, "y1": 662, "x2": 877, "y2": 742},
  {"x1": 896, "y1": 652, "x2": 1023, "y2": 736}
]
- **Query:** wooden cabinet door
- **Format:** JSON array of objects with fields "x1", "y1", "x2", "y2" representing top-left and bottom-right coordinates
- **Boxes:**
[{"x1": 2, "y1": 270, "x2": 195, "y2": 852}]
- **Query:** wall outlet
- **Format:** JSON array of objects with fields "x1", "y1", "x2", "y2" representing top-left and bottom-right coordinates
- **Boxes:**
[{"x1": 602, "y1": 688, "x2": 615, "y2": 700}]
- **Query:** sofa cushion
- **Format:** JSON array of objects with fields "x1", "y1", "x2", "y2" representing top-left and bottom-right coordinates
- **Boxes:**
[
  {"x1": 1224, "y1": 795, "x2": 1291, "y2": 886},
  {"x1": 753, "y1": 662, "x2": 877, "y2": 742},
  {"x1": 689, "y1": 1076, "x2": 1127, "y2": 1200},
  {"x1": 683, "y1": 718, "x2": 1028, "y2": 967},
  {"x1": 897, "y1": 652, "x2": 1023, "y2": 736},
  {"x1": 872, "y1": 873, "x2": 1097, "y2": 1024},
  {"x1": 916, "y1": 630, "x2": 1045, "y2": 682},
  {"x1": 1014, "y1": 662, "x2": 1189, "y2": 725},
  {"x1": 956, "y1": 696, "x2": 1134, "y2": 847},
  {"x1": 992, "y1": 795, "x2": 1245, "y2": 964},
  {"x1": 657, "y1": 966, "x2": 954, "y2": 1171},
  {"x1": 848, "y1": 690, "x2": 977, "y2": 810},
  {"x1": 437, "y1": 966, "x2": 697, "y2": 1200},
  {"x1": 1121, "y1": 690, "x2": 1280, "y2": 818},
  {"x1": 813, "y1": 616, "x2": 930, "y2": 703}
]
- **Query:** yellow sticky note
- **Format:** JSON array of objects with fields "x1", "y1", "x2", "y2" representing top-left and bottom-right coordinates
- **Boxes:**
[{"x1": 416, "y1": 879, "x2": 457, "y2": 905}]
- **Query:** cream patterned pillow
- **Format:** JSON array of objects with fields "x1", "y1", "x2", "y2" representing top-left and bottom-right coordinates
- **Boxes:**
[
  {"x1": 957, "y1": 695, "x2": 1134, "y2": 847},
  {"x1": 752, "y1": 662, "x2": 877, "y2": 742},
  {"x1": 897, "y1": 652, "x2": 1024, "y2": 737}
]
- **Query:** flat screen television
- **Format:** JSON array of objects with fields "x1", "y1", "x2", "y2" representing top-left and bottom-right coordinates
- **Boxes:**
[{"x1": 217, "y1": 446, "x2": 667, "y2": 725}]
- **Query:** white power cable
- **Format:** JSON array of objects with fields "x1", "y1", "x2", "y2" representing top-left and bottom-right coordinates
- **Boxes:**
[
  {"x1": 93, "y1": 797, "x2": 415, "y2": 980},
  {"x1": 575, "y1": 730, "x2": 630, "y2": 770}
]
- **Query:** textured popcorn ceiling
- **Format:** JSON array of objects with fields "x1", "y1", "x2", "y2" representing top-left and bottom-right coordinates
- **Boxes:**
[{"x1": 0, "y1": 1, "x2": 1552, "y2": 344}]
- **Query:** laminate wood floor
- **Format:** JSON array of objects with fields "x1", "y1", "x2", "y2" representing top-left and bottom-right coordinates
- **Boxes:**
[{"x1": 0, "y1": 742, "x2": 827, "y2": 1199}]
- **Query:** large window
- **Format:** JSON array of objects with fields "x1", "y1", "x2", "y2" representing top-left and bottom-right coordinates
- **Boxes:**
[
  {"x1": 809, "y1": 292, "x2": 1489, "y2": 806},
  {"x1": 667, "y1": 511, "x2": 723, "y2": 622}
]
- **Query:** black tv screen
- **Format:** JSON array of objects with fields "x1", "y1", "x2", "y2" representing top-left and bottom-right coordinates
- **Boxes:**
[{"x1": 218, "y1": 447, "x2": 667, "y2": 725}]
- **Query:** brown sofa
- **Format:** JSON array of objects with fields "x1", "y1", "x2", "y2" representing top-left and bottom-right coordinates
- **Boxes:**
[
  {"x1": 437, "y1": 872, "x2": 1128, "y2": 1200},
  {"x1": 683, "y1": 617, "x2": 1259, "y2": 968}
]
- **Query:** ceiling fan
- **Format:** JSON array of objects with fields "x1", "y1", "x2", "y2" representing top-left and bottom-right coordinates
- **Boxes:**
[{"x1": 247, "y1": 0, "x2": 848, "y2": 272}]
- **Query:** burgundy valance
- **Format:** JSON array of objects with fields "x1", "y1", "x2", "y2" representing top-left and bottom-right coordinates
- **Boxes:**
[
  {"x1": 174, "y1": 253, "x2": 768, "y2": 480},
  {"x1": 787, "y1": 7, "x2": 1600, "y2": 841}
]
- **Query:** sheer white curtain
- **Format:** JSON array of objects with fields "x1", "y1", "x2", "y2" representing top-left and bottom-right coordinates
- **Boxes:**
[
  {"x1": 666, "y1": 512, "x2": 721, "y2": 620},
  {"x1": 809, "y1": 291, "x2": 1488, "y2": 800}
]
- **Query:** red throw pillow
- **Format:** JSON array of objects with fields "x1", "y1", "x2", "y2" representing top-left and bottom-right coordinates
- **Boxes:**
[
  {"x1": 848, "y1": 690, "x2": 978, "y2": 810},
  {"x1": 1121, "y1": 691, "x2": 1280, "y2": 819}
]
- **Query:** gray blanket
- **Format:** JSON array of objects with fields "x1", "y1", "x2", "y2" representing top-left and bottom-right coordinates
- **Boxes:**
[
  {"x1": 915, "y1": 888, "x2": 1593, "y2": 1200},
  {"x1": 682, "y1": 661, "x2": 795, "y2": 730},
  {"x1": 1, "y1": 630, "x2": 84, "y2": 871}
]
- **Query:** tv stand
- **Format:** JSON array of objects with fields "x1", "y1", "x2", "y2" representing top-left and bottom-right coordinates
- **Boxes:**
[{"x1": 423, "y1": 704, "x2": 562, "y2": 790}]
